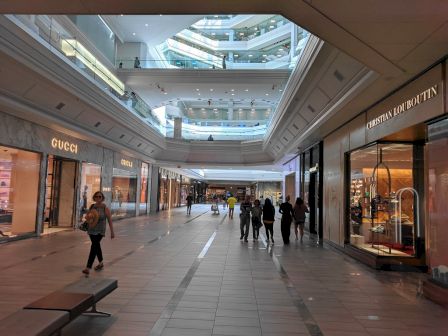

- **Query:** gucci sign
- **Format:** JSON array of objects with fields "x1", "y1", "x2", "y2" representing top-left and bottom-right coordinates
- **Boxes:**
[
  {"x1": 51, "y1": 138, "x2": 78, "y2": 154},
  {"x1": 121, "y1": 159, "x2": 133, "y2": 168}
]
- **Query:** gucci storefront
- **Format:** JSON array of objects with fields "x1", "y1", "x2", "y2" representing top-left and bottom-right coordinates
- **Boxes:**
[{"x1": 0, "y1": 110, "x2": 152, "y2": 242}]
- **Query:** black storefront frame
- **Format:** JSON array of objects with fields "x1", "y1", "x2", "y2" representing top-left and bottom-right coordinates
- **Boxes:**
[{"x1": 300, "y1": 141, "x2": 323, "y2": 240}]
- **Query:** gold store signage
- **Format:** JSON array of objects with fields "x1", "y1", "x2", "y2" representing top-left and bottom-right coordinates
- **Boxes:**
[
  {"x1": 51, "y1": 138, "x2": 78, "y2": 154},
  {"x1": 120, "y1": 159, "x2": 133, "y2": 168},
  {"x1": 366, "y1": 84, "x2": 438, "y2": 129}
]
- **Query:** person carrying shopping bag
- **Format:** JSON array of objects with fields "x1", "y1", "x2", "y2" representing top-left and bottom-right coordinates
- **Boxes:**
[{"x1": 82, "y1": 191, "x2": 115, "y2": 276}]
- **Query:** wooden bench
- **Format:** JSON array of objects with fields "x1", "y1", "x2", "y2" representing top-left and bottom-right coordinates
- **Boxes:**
[
  {"x1": 0, "y1": 278, "x2": 117, "y2": 336},
  {"x1": 0, "y1": 309, "x2": 69, "y2": 336},
  {"x1": 62, "y1": 277, "x2": 118, "y2": 316}
]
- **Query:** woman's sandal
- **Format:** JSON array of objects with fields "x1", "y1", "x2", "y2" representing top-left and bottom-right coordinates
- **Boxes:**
[{"x1": 94, "y1": 262, "x2": 104, "y2": 271}]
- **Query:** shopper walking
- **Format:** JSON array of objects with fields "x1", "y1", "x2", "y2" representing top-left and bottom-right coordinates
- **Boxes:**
[
  {"x1": 279, "y1": 195, "x2": 294, "y2": 244},
  {"x1": 239, "y1": 195, "x2": 252, "y2": 242},
  {"x1": 262, "y1": 198, "x2": 275, "y2": 243},
  {"x1": 293, "y1": 197, "x2": 309, "y2": 241},
  {"x1": 251, "y1": 199, "x2": 263, "y2": 241},
  {"x1": 186, "y1": 193, "x2": 193, "y2": 215},
  {"x1": 227, "y1": 194, "x2": 237, "y2": 219},
  {"x1": 82, "y1": 191, "x2": 115, "y2": 276}
]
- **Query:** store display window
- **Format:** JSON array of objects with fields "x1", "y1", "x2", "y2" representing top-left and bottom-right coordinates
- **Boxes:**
[
  {"x1": 349, "y1": 143, "x2": 418, "y2": 256},
  {"x1": 0, "y1": 146, "x2": 41, "y2": 239},
  {"x1": 139, "y1": 162, "x2": 149, "y2": 214},
  {"x1": 427, "y1": 120, "x2": 448, "y2": 286},
  {"x1": 111, "y1": 168, "x2": 137, "y2": 219},
  {"x1": 79, "y1": 163, "x2": 101, "y2": 220}
]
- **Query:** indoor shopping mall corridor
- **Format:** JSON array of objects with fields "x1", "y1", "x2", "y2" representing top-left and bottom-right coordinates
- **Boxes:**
[{"x1": 0, "y1": 205, "x2": 447, "y2": 336}]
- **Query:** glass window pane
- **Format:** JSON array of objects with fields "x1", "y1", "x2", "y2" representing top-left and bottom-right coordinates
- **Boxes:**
[
  {"x1": 0, "y1": 146, "x2": 40, "y2": 238},
  {"x1": 80, "y1": 163, "x2": 102, "y2": 220},
  {"x1": 427, "y1": 133, "x2": 448, "y2": 285},
  {"x1": 111, "y1": 168, "x2": 137, "y2": 219},
  {"x1": 349, "y1": 143, "x2": 415, "y2": 256}
]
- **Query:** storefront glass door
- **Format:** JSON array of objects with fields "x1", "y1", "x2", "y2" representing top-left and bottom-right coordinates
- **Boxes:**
[{"x1": 45, "y1": 156, "x2": 79, "y2": 231}]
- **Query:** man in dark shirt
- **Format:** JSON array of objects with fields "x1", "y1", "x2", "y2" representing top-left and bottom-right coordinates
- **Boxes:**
[
  {"x1": 279, "y1": 195, "x2": 294, "y2": 244},
  {"x1": 186, "y1": 193, "x2": 193, "y2": 215},
  {"x1": 240, "y1": 195, "x2": 252, "y2": 242}
]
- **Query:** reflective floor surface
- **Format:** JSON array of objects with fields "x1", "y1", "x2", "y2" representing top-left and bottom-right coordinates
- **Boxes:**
[{"x1": 0, "y1": 204, "x2": 447, "y2": 336}]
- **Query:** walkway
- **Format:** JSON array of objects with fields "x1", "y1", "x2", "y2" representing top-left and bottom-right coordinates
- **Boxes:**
[{"x1": 0, "y1": 205, "x2": 446, "y2": 336}]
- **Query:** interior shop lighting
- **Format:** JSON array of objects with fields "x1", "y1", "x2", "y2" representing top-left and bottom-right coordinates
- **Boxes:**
[{"x1": 61, "y1": 39, "x2": 125, "y2": 95}]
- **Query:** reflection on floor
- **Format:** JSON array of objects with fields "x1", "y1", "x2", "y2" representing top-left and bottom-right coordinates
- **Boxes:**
[
  {"x1": 42, "y1": 225, "x2": 72, "y2": 236},
  {"x1": 357, "y1": 243, "x2": 413, "y2": 256}
]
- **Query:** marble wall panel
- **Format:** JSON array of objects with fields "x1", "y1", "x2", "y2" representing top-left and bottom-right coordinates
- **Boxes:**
[{"x1": 323, "y1": 125, "x2": 349, "y2": 246}]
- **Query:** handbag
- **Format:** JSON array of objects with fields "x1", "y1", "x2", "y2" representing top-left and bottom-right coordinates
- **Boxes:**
[{"x1": 79, "y1": 221, "x2": 89, "y2": 231}]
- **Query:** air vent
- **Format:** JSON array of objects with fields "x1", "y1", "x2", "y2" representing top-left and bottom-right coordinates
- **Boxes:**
[
  {"x1": 137, "y1": 143, "x2": 142, "y2": 147},
  {"x1": 55, "y1": 102, "x2": 65, "y2": 110},
  {"x1": 292, "y1": 123, "x2": 299, "y2": 130},
  {"x1": 94, "y1": 122, "x2": 101, "y2": 128},
  {"x1": 334, "y1": 70, "x2": 344, "y2": 82},
  {"x1": 308, "y1": 105, "x2": 315, "y2": 113},
  {"x1": 283, "y1": 137, "x2": 288, "y2": 142},
  {"x1": 119, "y1": 134, "x2": 125, "y2": 139}
]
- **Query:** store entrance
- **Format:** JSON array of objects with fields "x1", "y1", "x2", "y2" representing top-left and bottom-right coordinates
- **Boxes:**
[{"x1": 45, "y1": 156, "x2": 79, "y2": 230}]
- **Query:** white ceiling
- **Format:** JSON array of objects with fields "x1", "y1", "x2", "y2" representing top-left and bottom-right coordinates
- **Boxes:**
[{"x1": 102, "y1": 15, "x2": 204, "y2": 46}]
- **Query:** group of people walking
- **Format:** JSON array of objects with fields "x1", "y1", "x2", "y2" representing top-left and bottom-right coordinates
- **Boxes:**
[
  {"x1": 184, "y1": 192, "x2": 309, "y2": 244},
  {"x1": 239, "y1": 195, "x2": 309, "y2": 244}
]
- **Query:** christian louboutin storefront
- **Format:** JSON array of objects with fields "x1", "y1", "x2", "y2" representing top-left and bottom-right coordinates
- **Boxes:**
[{"x1": 323, "y1": 62, "x2": 448, "y2": 306}]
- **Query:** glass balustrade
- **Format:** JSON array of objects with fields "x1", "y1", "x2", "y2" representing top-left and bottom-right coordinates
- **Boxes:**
[{"x1": 11, "y1": 15, "x2": 164, "y2": 135}]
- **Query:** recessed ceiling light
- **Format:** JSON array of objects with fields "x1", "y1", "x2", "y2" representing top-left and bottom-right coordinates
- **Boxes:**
[
  {"x1": 159, "y1": 14, "x2": 163, "y2": 16},
  {"x1": 265, "y1": 93, "x2": 269, "y2": 96},
  {"x1": 196, "y1": 88, "x2": 200, "y2": 91},
  {"x1": 164, "y1": 92, "x2": 167, "y2": 95},
  {"x1": 198, "y1": 93, "x2": 201, "y2": 96},
  {"x1": 120, "y1": 14, "x2": 124, "y2": 17},
  {"x1": 278, "y1": 48, "x2": 283, "y2": 51},
  {"x1": 269, "y1": 25, "x2": 274, "y2": 29},
  {"x1": 231, "y1": 93, "x2": 235, "y2": 96},
  {"x1": 239, "y1": 32, "x2": 244, "y2": 36},
  {"x1": 245, "y1": 89, "x2": 249, "y2": 92},
  {"x1": 262, "y1": 54, "x2": 267, "y2": 57},
  {"x1": 145, "y1": 23, "x2": 149, "y2": 27},
  {"x1": 262, "y1": 60, "x2": 266, "y2": 63},
  {"x1": 214, "y1": 15, "x2": 219, "y2": 18},
  {"x1": 201, "y1": 108, "x2": 205, "y2": 110},
  {"x1": 239, "y1": 108, "x2": 242, "y2": 111},
  {"x1": 279, "y1": 89, "x2": 283, "y2": 92},
  {"x1": 225, "y1": 32, "x2": 229, "y2": 36},
  {"x1": 248, "y1": 54, "x2": 253, "y2": 57},
  {"x1": 132, "y1": 32, "x2": 136, "y2": 36},
  {"x1": 234, "y1": 54, "x2": 239, "y2": 57},
  {"x1": 231, "y1": 89, "x2": 234, "y2": 92},
  {"x1": 277, "y1": 54, "x2": 282, "y2": 57},
  {"x1": 211, "y1": 32, "x2": 216, "y2": 35},
  {"x1": 210, "y1": 88, "x2": 214, "y2": 91},
  {"x1": 254, "y1": 27, "x2": 258, "y2": 30},
  {"x1": 270, "y1": 19, "x2": 276, "y2": 23}
]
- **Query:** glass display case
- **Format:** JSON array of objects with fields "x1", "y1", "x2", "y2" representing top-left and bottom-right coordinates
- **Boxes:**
[{"x1": 349, "y1": 143, "x2": 417, "y2": 256}]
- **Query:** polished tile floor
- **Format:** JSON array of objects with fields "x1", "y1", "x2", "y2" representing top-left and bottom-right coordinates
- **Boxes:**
[{"x1": 0, "y1": 205, "x2": 447, "y2": 336}]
